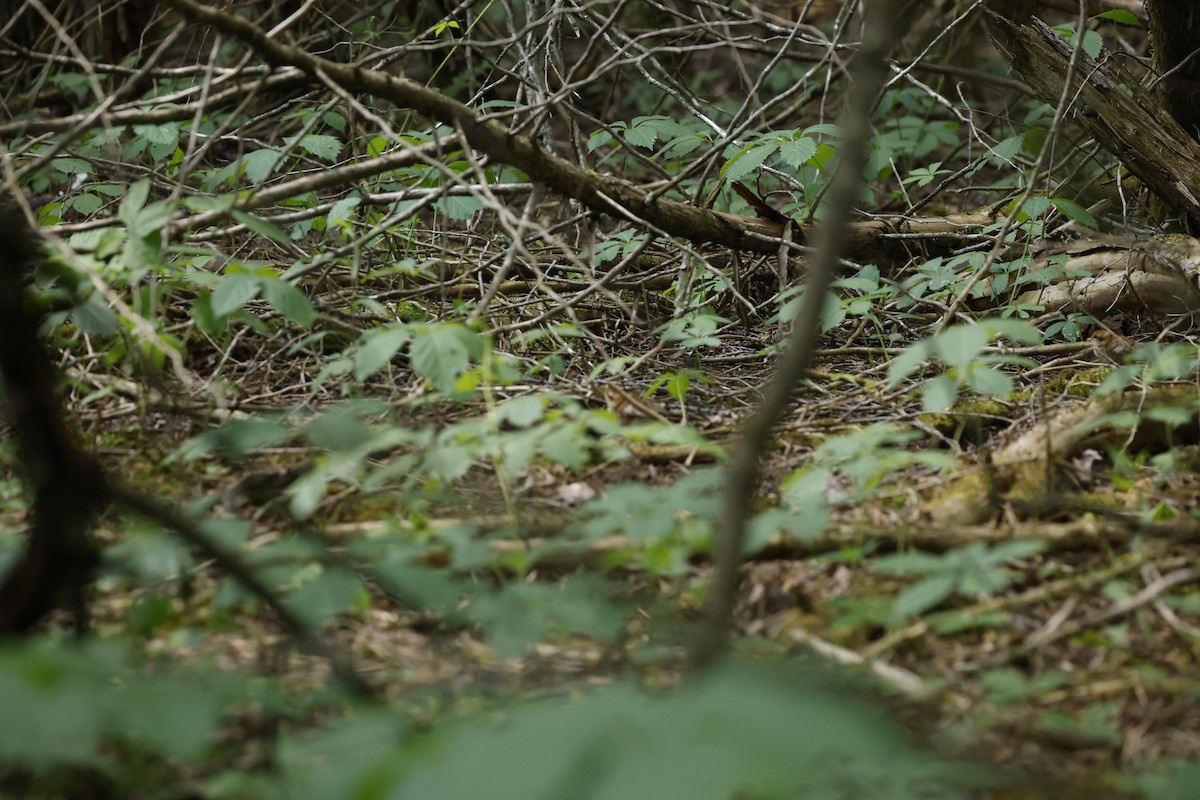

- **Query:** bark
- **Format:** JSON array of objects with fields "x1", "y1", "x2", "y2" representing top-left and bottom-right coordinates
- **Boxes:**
[
  {"x1": 1010, "y1": 233, "x2": 1200, "y2": 316},
  {"x1": 159, "y1": 0, "x2": 986, "y2": 264},
  {"x1": 0, "y1": 201, "x2": 105, "y2": 634},
  {"x1": 987, "y1": 13, "x2": 1200, "y2": 225},
  {"x1": 1144, "y1": 1, "x2": 1200, "y2": 139}
]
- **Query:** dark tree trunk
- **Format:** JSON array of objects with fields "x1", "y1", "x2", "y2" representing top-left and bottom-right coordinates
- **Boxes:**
[{"x1": 1145, "y1": 1, "x2": 1200, "y2": 139}]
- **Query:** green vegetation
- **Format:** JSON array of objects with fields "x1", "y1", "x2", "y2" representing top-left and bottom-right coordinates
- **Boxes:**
[{"x1": 2, "y1": 1, "x2": 1199, "y2": 797}]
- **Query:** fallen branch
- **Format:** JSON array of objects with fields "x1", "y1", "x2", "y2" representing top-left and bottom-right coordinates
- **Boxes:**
[
  {"x1": 988, "y1": 12, "x2": 1200, "y2": 223},
  {"x1": 158, "y1": 0, "x2": 998, "y2": 262}
]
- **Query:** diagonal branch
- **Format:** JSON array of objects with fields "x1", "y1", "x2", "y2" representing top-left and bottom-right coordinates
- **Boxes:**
[
  {"x1": 158, "y1": 0, "x2": 788, "y2": 255},
  {"x1": 988, "y1": 12, "x2": 1200, "y2": 223}
]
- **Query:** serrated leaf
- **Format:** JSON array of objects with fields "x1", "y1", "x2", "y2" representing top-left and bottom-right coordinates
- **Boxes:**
[
  {"x1": 587, "y1": 130, "x2": 614, "y2": 152},
  {"x1": 886, "y1": 341, "x2": 930, "y2": 386},
  {"x1": 721, "y1": 143, "x2": 777, "y2": 182},
  {"x1": 409, "y1": 324, "x2": 482, "y2": 393},
  {"x1": 286, "y1": 568, "x2": 363, "y2": 627},
  {"x1": 539, "y1": 424, "x2": 591, "y2": 470},
  {"x1": 778, "y1": 136, "x2": 818, "y2": 169},
  {"x1": 299, "y1": 134, "x2": 342, "y2": 162},
  {"x1": 439, "y1": 195, "x2": 485, "y2": 221},
  {"x1": 51, "y1": 157, "x2": 91, "y2": 175},
  {"x1": 211, "y1": 417, "x2": 290, "y2": 458},
  {"x1": 71, "y1": 297, "x2": 118, "y2": 335},
  {"x1": 748, "y1": 505, "x2": 829, "y2": 551},
  {"x1": 353, "y1": 325, "x2": 411, "y2": 380},
  {"x1": 119, "y1": 179, "x2": 150, "y2": 223},
  {"x1": 623, "y1": 124, "x2": 658, "y2": 149},
  {"x1": 1015, "y1": 195, "x2": 1050, "y2": 220},
  {"x1": 933, "y1": 324, "x2": 990, "y2": 372},
  {"x1": 70, "y1": 194, "x2": 102, "y2": 215},
  {"x1": 133, "y1": 122, "x2": 178, "y2": 145},
  {"x1": 288, "y1": 468, "x2": 330, "y2": 519},
  {"x1": 983, "y1": 317, "x2": 1043, "y2": 345},
  {"x1": 496, "y1": 395, "x2": 545, "y2": 427},
  {"x1": 191, "y1": 293, "x2": 225, "y2": 336},
  {"x1": 304, "y1": 409, "x2": 373, "y2": 451},
  {"x1": 327, "y1": 195, "x2": 360, "y2": 231}
]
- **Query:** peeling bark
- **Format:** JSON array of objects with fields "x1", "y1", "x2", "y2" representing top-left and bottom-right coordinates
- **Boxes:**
[{"x1": 988, "y1": 13, "x2": 1200, "y2": 226}]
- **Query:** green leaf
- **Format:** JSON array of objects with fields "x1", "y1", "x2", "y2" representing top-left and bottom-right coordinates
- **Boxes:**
[
  {"x1": 119, "y1": 179, "x2": 150, "y2": 223},
  {"x1": 964, "y1": 365, "x2": 1013, "y2": 397},
  {"x1": 69, "y1": 193, "x2": 102, "y2": 215},
  {"x1": 982, "y1": 318, "x2": 1044, "y2": 345},
  {"x1": 933, "y1": 324, "x2": 990, "y2": 372},
  {"x1": 747, "y1": 505, "x2": 829, "y2": 550},
  {"x1": 871, "y1": 550, "x2": 947, "y2": 575},
  {"x1": 886, "y1": 341, "x2": 930, "y2": 386},
  {"x1": 409, "y1": 323, "x2": 483, "y2": 393},
  {"x1": 1014, "y1": 195, "x2": 1050, "y2": 220},
  {"x1": 327, "y1": 195, "x2": 360, "y2": 233},
  {"x1": 105, "y1": 524, "x2": 192, "y2": 583},
  {"x1": 721, "y1": 142, "x2": 777, "y2": 182},
  {"x1": 778, "y1": 136, "x2": 818, "y2": 169},
  {"x1": 260, "y1": 277, "x2": 316, "y2": 327},
  {"x1": 391, "y1": 662, "x2": 979, "y2": 800},
  {"x1": 538, "y1": 423, "x2": 592, "y2": 471},
  {"x1": 133, "y1": 122, "x2": 178, "y2": 146},
  {"x1": 286, "y1": 568, "x2": 364, "y2": 627},
  {"x1": 51, "y1": 157, "x2": 91, "y2": 175},
  {"x1": 587, "y1": 129, "x2": 614, "y2": 152},
  {"x1": 71, "y1": 296, "x2": 118, "y2": 335},
  {"x1": 303, "y1": 409, "x2": 374, "y2": 451},
  {"x1": 989, "y1": 135, "x2": 1022, "y2": 165},
  {"x1": 242, "y1": 148, "x2": 280, "y2": 184},
  {"x1": 210, "y1": 273, "x2": 262, "y2": 317},
  {"x1": 117, "y1": 680, "x2": 220, "y2": 760},
  {"x1": 892, "y1": 574, "x2": 957, "y2": 620},
  {"x1": 209, "y1": 417, "x2": 290, "y2": 458},
  {"x1": 353, "y1": 325, "x2": 412, "y2": 380},
  {"x1": 1095, "y1": 9, "x2": 1140, "y2": 26},
  {"x1": 299, "y1": 134, "x2": 342, "y2": 162},
  {"x1": 472, "y1": 579, "x2": 624, "y2": 658},
  {"x1": 438, "y1": 195, "x2": 485, "y2": 221},
  {"x1": 922, "y1": 374, "x2": 960, "y2": 413},
  {"x1": 1050, "y1": 197, "x2": 1098, "y2": 230},
  {"x1": 288, "y1": 466, "x2": 331, "y2": 519},
  {"x1": 496, "y1": 395, "x2": 545, "y2": 427},
  {"x1": 623, "y1": 115, "x2": 673, "y2": 149},
  {"x1": 191, "y1": 292, "x2": 225, "y2": 336},
  {"x1": 231, "y1": 210, "x2": 294, "y2": 245}
]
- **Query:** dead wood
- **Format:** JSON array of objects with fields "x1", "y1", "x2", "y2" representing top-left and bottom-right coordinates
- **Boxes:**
[
  {"x1": 156, "y1": 0, "x2": 996, "y2": 266},
  {"x1": 987, "y1": 12, "x2": 1200, "y2": 225},
  {"x1": 1010, "y1": 233, "x2": 1200, "y2": 316},
  {"x1": 927, "y1": 384, "x2": 1199, "y2": 524}
]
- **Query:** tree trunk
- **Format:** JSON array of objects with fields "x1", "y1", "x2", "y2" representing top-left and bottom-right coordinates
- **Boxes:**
[{"x1": 1144, "y1": 1, "x2": 1200, "y2": 140}]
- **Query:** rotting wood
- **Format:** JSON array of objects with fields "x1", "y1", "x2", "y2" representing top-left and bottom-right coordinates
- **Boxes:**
[
  {"x1": 987, "y1": 12, "x2": 1200, "y2": 225},
  {"x1": 927, "y1": 384, "x2": 1199, "y2": 524},
  {"x1": 1009, "y1": 233, "x2": 1200, "y2": 316}
]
